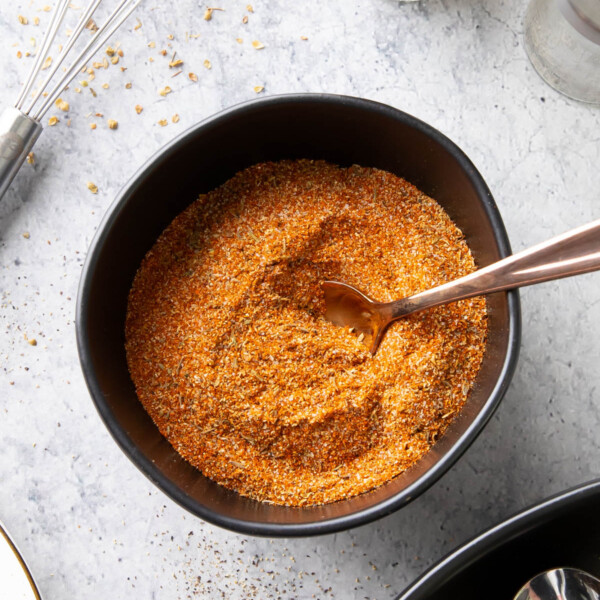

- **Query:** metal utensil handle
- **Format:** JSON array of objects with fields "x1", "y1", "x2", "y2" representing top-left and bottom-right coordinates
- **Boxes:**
[
  {"x1": 392, "y1": 218, "x2": 600, "y2": 317},
  {"x1": 0, "y1": 107, "x2": 43, "y2": 201}
]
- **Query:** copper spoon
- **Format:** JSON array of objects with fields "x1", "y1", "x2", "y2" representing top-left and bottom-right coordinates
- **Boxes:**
[{"x1": 322, "y1": 218, "x2": 600, "y2": 355}]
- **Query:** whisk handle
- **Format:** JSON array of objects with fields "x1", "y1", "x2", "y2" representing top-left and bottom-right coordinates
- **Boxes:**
[{"x1": 0, "y1": 107, "x2": 43, "y2": 200}]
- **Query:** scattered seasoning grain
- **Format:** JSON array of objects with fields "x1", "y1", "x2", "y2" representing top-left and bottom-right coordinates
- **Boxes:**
[
  {"x1": 48, "y1": 116, "x2": 58, "y2": 126},
  {"x1": 169, "y1": 58, "x2": 183, "y2": 68},
  {"x1": 125, "y1": 82, "x2": 132, "y2": 89},
  {"x1": 102, "y1": 83, "x2": 109, "y2": 89},
  {"x1": 253, "y1": 85, "x2": 264, "y2": 93},
  {"x1": 188, "y1": 72, "x2": 198, "y2": 82},
  {"x1": 22, "y1": 232, "x2": 30, "y2": 239},
  {"x1": 33, "y1": 16, "x2": 40, "y2": 25},
  {"x1": 90, "y1": 123, "x2": 97, "y2": 129},
  {"x1": 108, "y1": 119, "x2": 118, "y2": 129},
  {"x1": 18, "y1": 15, "x2": 28, "y2": 25},
  {"x1": 204, "y1": 7, "x2": 224, "y2": 20},
  {"x1": 26, "y1": 152, "x2": 34, "y2": 165},
  {"x1": 86, "y1": 181, "x2": 98, "y2": 194},
  {"x1": 300, "y1": 35, "x2": 308, "y2": 41},
  {"x1": 16, "y1": 50, "x2": 22, "y2": 58},
  {"x1": 247, "y1": 4, "x2": 254, "y2": 12},
  {"x1": 158, "y1": 119, "x2": 168, "y2": 127},
  {"x1": 159, "y1": 85, "x2": 172, "y2": 96},
  {"x1": 203, "y1": 59, "x2": 212, "y2": 69},
  {"x1": 236, "y1": 37, "x2": 243, "y2": 44},
  {"x1": 242, "y1": 15, "x2": 248, "y2": 24},
  {"x1": 41, "y1": 56, "x2": 52, "y2": 70},
  {"x1": 126, "y1": 160, "x2": 488, "y2": 506},
  {"x1": 28, "y1": 338, "x2": 37, "y2": 346},
  {"x1": 252, "y1": 40, "x2": 265, "y2": 49},
  {"x1": 134, "y1": 104, "x2": 143, "y2": 114},
  {"x1": 111, "y1": 56, "x2": 119, "y2": 65},
  {"x1": 172, "y1": 114, "x2": 180, "y2": 123},
  {"x1": 105, "y1": 46, "x2": 115, "y2": 56}
]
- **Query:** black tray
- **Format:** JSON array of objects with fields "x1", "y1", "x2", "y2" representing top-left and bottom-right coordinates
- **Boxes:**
[{"x1": 398, "y1": 480, "x2": 600, "y2": 600}]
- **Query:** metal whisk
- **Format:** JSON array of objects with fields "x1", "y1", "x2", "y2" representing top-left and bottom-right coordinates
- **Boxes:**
[{"x1": 0, "y1": 0, "x2": 141, "y2": 200}]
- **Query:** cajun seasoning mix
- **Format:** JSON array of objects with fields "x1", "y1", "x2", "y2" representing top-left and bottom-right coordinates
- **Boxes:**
[{"x1": 125, "y1": 160, "x2": 488, "y2": 506}]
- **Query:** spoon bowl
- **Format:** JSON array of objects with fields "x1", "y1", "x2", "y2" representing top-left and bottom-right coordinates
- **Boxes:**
[
  {"x1": 514, "y1": 567, "x2": 600, "y2": 600},
  {"x1": 321, "y1": 281, "x2": 388, "y2": 354}
]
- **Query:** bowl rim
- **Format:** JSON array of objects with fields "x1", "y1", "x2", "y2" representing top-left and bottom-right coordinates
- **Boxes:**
[
  {"x1": 76, "y1": 92, "x2": 522, "y2": 536},
  {"x1": 395, "y1": 479, "x2": 600, "y2": 599}
]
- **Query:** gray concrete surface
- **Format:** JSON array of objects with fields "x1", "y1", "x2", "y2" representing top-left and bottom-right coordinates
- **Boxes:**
[{"x1": 1, "y1": 1, "x2": 599, "y2": 598}]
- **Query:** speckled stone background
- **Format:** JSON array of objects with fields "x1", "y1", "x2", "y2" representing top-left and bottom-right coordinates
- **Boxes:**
[{"x1": 1, "y1": 1, "x2": 599, "y2": 598}]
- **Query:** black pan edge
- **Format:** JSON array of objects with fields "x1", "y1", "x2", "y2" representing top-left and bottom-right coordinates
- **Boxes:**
[{"x1": 396, "y1": 479, "x2": 600, "y2": 599}]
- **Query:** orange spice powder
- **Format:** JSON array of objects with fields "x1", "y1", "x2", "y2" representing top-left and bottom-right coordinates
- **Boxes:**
[{"x1": 125, "y1": 160, "x2": 488, "y2": 506}]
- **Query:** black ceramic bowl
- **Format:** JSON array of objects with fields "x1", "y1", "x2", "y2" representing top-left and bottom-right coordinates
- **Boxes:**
[
  {"x1": 397, "y1": 480, "x2": 600, "y2": 599},
  {"x1": 76, "y1": 93, "x2": 521, "y2": 536}
]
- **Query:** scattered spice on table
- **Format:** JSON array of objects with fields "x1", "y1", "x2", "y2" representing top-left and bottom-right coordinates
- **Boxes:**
[
  {"x1": 125, "y1": 160, "x2": 488, "y2": 506},
  {"x1": 86, "y1": 181, "x2": 98, "y2": 194},
  {"x1": 204, "y1": 7, "x2": 224, "y2": 21},
  {"x1": 54, "y1": 98, "x2": 69, "y2": 111}
]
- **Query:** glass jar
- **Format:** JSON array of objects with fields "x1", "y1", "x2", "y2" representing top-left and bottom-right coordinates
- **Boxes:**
[{"x1": 524, "y1": 0, "x2": 600, "y2": 103}]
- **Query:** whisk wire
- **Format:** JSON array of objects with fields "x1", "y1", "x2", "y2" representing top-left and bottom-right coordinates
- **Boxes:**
[
  {"x1": 14, "y1": 0, "x2": 70, "y2": 111},
  {"x1": 24, "y1": 0, "x2": 105, "y2": 117},
  {"x1": 33, "y1": 0, "x2": 139, "y2": 121},
  {"x1": 1, "y1": 0, "x2": 141, "y2": 201}
]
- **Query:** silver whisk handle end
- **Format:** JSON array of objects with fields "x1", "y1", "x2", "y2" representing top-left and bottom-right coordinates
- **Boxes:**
[{"x1": 0, "y1": 107, "x2": 43, "y2": 201}]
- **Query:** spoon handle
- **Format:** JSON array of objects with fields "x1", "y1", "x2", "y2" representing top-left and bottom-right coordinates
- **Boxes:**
[{"x1": 390, "y1": 218, "x2": 600, "y2": 318}]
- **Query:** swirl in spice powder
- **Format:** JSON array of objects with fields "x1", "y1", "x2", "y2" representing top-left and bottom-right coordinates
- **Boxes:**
[{"x1": 125, "y1": 160, "x2": 487, "y2": 506}]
